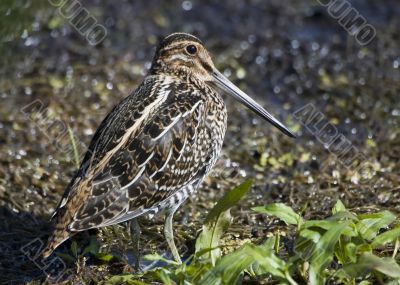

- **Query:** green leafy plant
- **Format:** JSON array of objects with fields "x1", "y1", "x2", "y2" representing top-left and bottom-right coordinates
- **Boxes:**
[
  {"x1": 195, "y1": 178, "x2": 253, "y2": 265},
  {"x1": 101, "y1": 183, "x2": 400, "y2": 285},
  {"x1": 253, "y1": 200, "x2": 400, "y2": 284}
]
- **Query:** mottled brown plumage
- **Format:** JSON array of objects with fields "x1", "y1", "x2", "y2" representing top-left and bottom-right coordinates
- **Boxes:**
[{"x1": 43, "y1": 33, "x2": 294, "y2": 261}]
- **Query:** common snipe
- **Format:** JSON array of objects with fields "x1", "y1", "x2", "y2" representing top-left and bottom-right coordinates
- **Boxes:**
[{"x1": 42, "y1": 33, "x2": 295, "y2": 262}]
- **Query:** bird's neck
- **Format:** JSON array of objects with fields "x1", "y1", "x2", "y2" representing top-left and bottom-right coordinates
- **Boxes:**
[
  {"x1": 149, "y1": 66, "x2": 220, "y2": 102},
  {"x1": 149, "y1": 62, "x2": 187, "y2": 78}
]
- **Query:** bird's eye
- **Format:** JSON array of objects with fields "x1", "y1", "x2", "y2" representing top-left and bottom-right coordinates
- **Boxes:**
[{"x1": 186, "y1": 45, "x2": 197, "y2": 55}]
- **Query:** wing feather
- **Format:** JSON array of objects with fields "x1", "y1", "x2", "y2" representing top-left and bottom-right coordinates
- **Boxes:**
[{"x1": 61, "y1": 75, "x2": 212, "y2": 231}]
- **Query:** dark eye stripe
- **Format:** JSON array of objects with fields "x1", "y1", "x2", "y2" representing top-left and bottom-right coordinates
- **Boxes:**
[{"x1": 201, "y1": 61, "x2": 213, "y2": 72}]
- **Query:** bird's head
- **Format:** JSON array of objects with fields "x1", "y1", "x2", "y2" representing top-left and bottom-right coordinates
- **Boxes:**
[
  {"x1": 150, "y1": 33, "x2": 296, "y2": 138},
  {"x1": 150, "y1": 33, "x2": 215, "y2": 82}
]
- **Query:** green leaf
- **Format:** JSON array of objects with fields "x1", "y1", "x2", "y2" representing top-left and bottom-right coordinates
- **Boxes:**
[
  {"x1": 199, "y1": 242, "x2": 293, "y2": 285},
  {"x1": 302, "y1": 218, "x2": 356, "y2": 237},
  {"x1": 70, "y1": 240, "x2": 78, "y2": 258},
  {"x1": 157, "y1": 268, "x2": 173, "y2": 285},
  {"x1": 332, "y1": 200, "x2": 346, "y2": 214},
  {"x1": 358, "y1": 281, "x2": 372, "y2": 285},
  {"x1": 344, "y1": 252, "x2": 400, "y2": 278},
  {"x1": 371, "y1": 226, "x2": 400, "y2": 248},
  {"x1": 252, "y1": 203, "x2": 303, "y2": 226},
  {"x1": 199, "y1": 243, "x2": 255, "y2": 285},
  {"x1": 195, "y1": 179, "x2": 253, "y2": 265},
  {"x1": 204, "y1": 179, "x2": 253, "y2": 225},
  {"x1": 100, "y1": 274, "x2": 147, "y2": 285},
  {"x1": 252, "y1": 241, "x2": 292, "y2": 281},
  {"x1": 299, "y1": 228, "x2": 323, "y2": 241},
  {"x1": 95, "y1": 252, "x2": 115, "y2": 262},
  {"x1": 303, "y1": 220, "x2": 337, "y2": 230},
  {"x1": 195, "y1": 210, "x2": 231, "y2": 266},
  {"x1": 344, "y1": 242, "x2": 357, "y2": 263},
  {"x1": 309, "y1": 221, "x2": 350, "y2": 285},
  {"x1": 82, "y1": 235, "x2": 100, "y2": 255},
  {"x1": 356, "y1": 211, "x2": 397, "y2": 240},
  {"x1": 327, "y1": 211, "x2": 358, "y2": 222},
  {"x1": 143, "y1": 253, "x2": 180, "y2": 266}
]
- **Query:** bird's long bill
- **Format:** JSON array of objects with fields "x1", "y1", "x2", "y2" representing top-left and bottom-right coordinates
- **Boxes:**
[{"x1": 212, "y1": 70, "x2": 296, "y2": 138}]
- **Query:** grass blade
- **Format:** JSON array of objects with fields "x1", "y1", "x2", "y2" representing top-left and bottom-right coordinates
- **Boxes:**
[{"x1": 67, "y1": 125, "x2": 80, "y2": 168}]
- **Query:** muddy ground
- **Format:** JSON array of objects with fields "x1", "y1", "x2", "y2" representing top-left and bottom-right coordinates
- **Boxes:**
[{"x1": 0, "y1": 0, "x2": 399, "y2": 284}]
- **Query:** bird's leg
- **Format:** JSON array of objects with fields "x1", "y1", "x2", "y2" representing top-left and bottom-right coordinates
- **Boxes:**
[
  {"x1": 164, "y1": 208, "x2": 182, "y2": 263},
  {"x1": 129, "y1": 218, "x2": 141, "y2": 270}
]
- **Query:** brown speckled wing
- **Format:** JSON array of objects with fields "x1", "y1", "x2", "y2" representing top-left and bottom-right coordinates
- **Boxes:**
[
  {"x1": 57, "y1": 75, "x2": 212, "y2": 231},
  {"x1": 51, "y1": 76, "x2": 161, "y2": 218}
]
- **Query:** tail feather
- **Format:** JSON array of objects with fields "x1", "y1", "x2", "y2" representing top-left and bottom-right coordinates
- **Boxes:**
[{"x1": 42, "y1": 227, "x2": 70, "y2": 258}]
